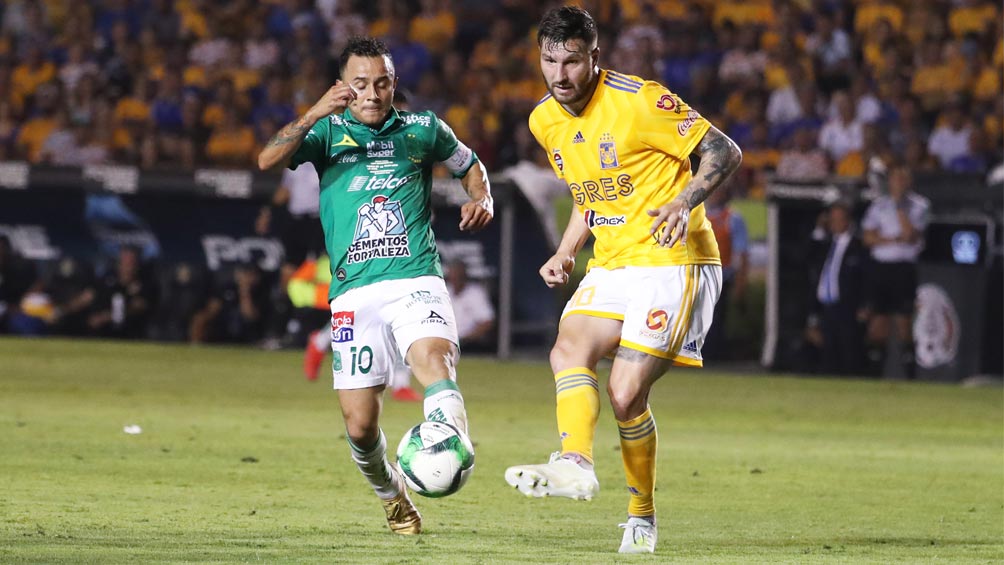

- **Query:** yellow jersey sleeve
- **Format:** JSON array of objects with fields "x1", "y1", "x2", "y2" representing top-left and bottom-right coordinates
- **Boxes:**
[{"x1": 632, "y1": 83, "x2": 711, "y2": 162}]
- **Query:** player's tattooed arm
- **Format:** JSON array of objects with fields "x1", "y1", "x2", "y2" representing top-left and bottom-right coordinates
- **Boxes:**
[
  {"x1": 257, "y1": 81, "x2": 356, "y2": 171},
  {"x1": 265, "y1": 118, "x2": 312, "y2": 148},
  {"x1": 257, "y1": 116, "x2": 314, "y2": 171},
  {"x1": 458, "y1": 160, "x2": 494, "y2": 232},
  {"x1": 647, "y1": 126, "x2": 741, "y2": 247},
  {"x1": 680, "y1": 126, "x2": 743, "y2": 208}
]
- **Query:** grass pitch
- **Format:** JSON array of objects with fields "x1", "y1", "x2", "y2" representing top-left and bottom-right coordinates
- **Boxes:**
[{"x1": 1, "y1": 338, "x2": 1001, "y2": 563}]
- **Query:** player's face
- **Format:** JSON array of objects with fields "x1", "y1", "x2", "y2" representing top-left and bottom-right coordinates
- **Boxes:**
[
  {"x1": 343, "y1": 54, "x2": 398, "y2": 126},
  {"x1": 540, "y1": 38, "x2": 599, "y2": 111}
]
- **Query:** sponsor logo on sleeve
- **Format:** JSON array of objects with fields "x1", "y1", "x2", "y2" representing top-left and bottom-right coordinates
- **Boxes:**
[
  {"x1": 443, "y1": 142, "x2": 474, "y2": 173},
  {"x1": 656, "y1": 94, "x2": 681, "y2": 113},
  {"x1": 552, "y1": 148, "x2": 564, "y2": 173},
  {"x1": 677, "y1": 110, "x2": 701, "y2": 136},
  {"x1": 422, "y1": 310, "x2": 448, "y2": 325}
]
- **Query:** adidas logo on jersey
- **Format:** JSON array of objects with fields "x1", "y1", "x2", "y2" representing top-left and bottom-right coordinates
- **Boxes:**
[
  {"x1": 572, "y1": 131, "x2": 585, "y2": 144},
  {"x1": 682, "y1": 340, "x2": 699, "y2": 353}
]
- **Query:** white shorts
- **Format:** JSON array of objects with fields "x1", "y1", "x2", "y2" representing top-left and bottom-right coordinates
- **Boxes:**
[
  {"x1": 329, "y1": 276, "x2": 459, "y2": 389},
  {"x1": 561, "y1": 265, "x2": 722, "y2": 366}
]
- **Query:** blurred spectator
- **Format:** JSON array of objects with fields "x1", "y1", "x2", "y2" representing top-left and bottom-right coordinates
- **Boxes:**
[
  {"x1": 87, "y1": 246, "x2": 157, "y2": 339},
  {"x1": 703, "y1": 185, "x2": 749, "y2": 360},
  {"x1": 718, "y1": 26, "x2": 767, "y2": 86},
  {"x1": 0, "y1": 234, "x2": 38, "y2": 333},
  {"x1": 861, "y1": 164, "x2": 930, "y2": 378},
  {"x1": 445, "y1": 260, "x2": 495, "y2": 350},
  {"x1": 806, "y1": 11, "x2": 852, "y2": 93},
  {"x1": 205, "y1": 106, "x2": 256, "y2": 168},
  {"x1": 818, "y1": 90, "x2": 863, "y2": 164},
  {"x1": 384, "y1": 15, "x2": 431, "y2": 91},
  {"x1": 157, "y1": 263, "x2": 208, "y2": 342},
  {"x1": 59, "y1": 42, "x2": 99, "y2": 93},
  {"x1": 927, "y1": 101, "x2": 975, "y2": 171},
  {"x1": 0, "y1": 101, "x2": 18, "y2": 160},
  {"x1": 11, "y1": 43, "x2": 56, "y2": 108},
  {"x1": 777, "y1": 126, "x2": 829, "y2": 182},
  {"x1": 46, "y1": 257, "x2": 97, "y2": 336},
  {"x1": 807, "y1": 201, "x2": 867, "y2": 375},
  {"x1": 244, "y1": 18, "x2": 280, "y2": 71},
  {"x1": 738, "y1": 121, "x2": 780, "y2": 197},
  {"x1": 190, "y1": 263, "x2": 269, "y2": 344},
  {"x1": 15, "y1": 82, "x2": 61, "y2": 163}
]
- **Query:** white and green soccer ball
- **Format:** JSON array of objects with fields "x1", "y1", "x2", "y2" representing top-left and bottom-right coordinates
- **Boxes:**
[{"x1": 396, "y1": 421, "x2": 474, "y2": 498}]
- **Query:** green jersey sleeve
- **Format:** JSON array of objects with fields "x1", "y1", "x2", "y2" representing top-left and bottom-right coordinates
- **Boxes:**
[
  {"x1": 289, "y1": 118, "x2": 329, "y2": 171},
  {"x1": 431, "y1": 114, "x2": 477, "y2": 178}
]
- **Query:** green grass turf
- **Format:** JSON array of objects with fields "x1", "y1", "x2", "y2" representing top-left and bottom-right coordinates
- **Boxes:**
[{"x1": 1, "y1": 338, "x2": 1001, "y2": 564}]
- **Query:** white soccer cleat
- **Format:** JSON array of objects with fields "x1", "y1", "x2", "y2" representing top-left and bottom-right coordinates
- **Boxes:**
[
  {"x1": 618, "y1": 517, "x2": 657, "y2": 554},
  {"x1": 503, "y1": 452, "x2": 599, "y2": 500}
]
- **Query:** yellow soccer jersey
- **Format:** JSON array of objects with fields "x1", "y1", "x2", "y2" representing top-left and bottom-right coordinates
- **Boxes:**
[{"x1": 529, "y1": 69, "x2": 721, "y2": 270}]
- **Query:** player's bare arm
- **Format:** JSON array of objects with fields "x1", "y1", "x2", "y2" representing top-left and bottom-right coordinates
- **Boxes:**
[
  {"x1": 648, "y1": 126, "x2": 742, "y2": 247},
  {"x1": 458, "y1": 160, "x2": 493, "y2": 232},
  {"x1": 540, "y1": 205, "x2": 592, "y2": 288},
  {"x1": 256, "y1": 81, "x2": 356, "y2": 171}
]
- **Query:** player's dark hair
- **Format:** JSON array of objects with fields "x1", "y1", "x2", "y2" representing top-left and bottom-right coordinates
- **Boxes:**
[
  {"x1": 537, "y1": 6, "x2": 597, "y2": 50},
  {"x1": 338, "y1": 36, "x2": 392, "y2": 75}
]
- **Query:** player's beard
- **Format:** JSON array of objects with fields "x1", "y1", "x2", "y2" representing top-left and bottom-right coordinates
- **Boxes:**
[{"x1": 547, "y1": 73, "x2": 598, "y2": 109}]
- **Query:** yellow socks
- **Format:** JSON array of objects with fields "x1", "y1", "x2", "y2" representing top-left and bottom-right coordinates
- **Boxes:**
[
  {"x1": 617, "y1": 406, "x2": 658, "y2": 517},
  {"x1": 554, "y1": 367, "x2": 600, "y2": 463}
]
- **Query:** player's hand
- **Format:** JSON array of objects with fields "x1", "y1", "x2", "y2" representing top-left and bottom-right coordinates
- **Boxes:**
[
  {"x1": 647, "y1": 199, "x2": 690, "y2": 248},
  {"x1": 539, "y1": 253, "x2": 574, "y2": 288},
  {"x1": 459, "y1": 195, "x2": 493, "y2": 232},
  {"x1": 306, "y1": 81, "x2": 356, "y2": 122}
]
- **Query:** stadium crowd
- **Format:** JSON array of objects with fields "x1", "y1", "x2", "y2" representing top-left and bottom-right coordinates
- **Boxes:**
[
  {"x1": 0, "y1": 0, "x2": 1001, "y2": 186},
  {"x1": 0, "y1": 0, "x2": 1001, "y2": 352}
]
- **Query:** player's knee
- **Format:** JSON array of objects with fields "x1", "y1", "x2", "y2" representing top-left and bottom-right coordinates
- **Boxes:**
[
  {"x1": 409, "y1": 339, "x2": 457, "y2": 375},
  {"x1": 607, "y1": 382, "x2": 646, "y2": 422},
  {"x1": 549, "y1": 336, "x2": 579, "y2": 373},
  {"x1": 343, "y1": 417, "x2": 380, "y2": 448}
]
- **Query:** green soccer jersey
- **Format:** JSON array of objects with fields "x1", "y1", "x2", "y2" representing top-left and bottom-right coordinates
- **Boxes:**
[{"x1": 288, "y1": 108, "x2": 477, "y2": 300}]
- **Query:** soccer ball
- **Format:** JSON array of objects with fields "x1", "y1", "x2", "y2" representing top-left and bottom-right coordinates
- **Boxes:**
[{"x1": 396, "y1": 421, "x2": 474, "y2": 498}]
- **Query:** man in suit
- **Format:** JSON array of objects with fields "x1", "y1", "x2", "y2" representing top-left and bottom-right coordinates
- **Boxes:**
[{"x1": 810, "y1": 201, "x2": 868, "y2": 375}]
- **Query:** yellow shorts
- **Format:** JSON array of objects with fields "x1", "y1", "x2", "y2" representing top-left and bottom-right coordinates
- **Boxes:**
[{"x1": 561, "y1": 265, "x2": 722, "y2": 366}]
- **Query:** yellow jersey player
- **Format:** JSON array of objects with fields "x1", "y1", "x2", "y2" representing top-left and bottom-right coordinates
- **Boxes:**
[{"x1": 504, "y1": 6, "x2": 742, "y2": 554}]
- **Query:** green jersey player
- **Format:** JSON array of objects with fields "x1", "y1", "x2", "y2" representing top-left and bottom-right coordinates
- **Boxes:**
[{"x1": 257, "y1": 37, "x2": 493, "y2": 535}]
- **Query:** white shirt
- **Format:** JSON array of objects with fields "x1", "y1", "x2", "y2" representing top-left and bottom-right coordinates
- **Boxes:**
[
  {"x1": 767, "y1": 85, "x2": 801, "y2": 125},
  {"x1": 502, "y1": 160, "x2": 567, "y2": 249},
  {"x1": 282, "y1": 162, "x2": 320, "y2": 216},
  {"x1": 807, "y1": 29, "x2": 852, "y2": 68},
  {"x1": 818, "y1": 118, "x2": 864, "y2": 161},
  {"x1": 448, "y1": 282, "x2": 494, "y2": 341},
  {"x1": 927, "y1": 125, "x2": 972, "y2": 168},
  {"x1": 817, "y1": 231, "x2": 852, "y2": 304},
  {"x1": 861, "y1": 193, "x2": 930, "y2": 262}
]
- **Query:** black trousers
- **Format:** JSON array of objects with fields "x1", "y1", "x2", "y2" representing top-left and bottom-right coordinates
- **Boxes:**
[{"x1": 821, "y1": 303, "x2": 864, "y2": 376}]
